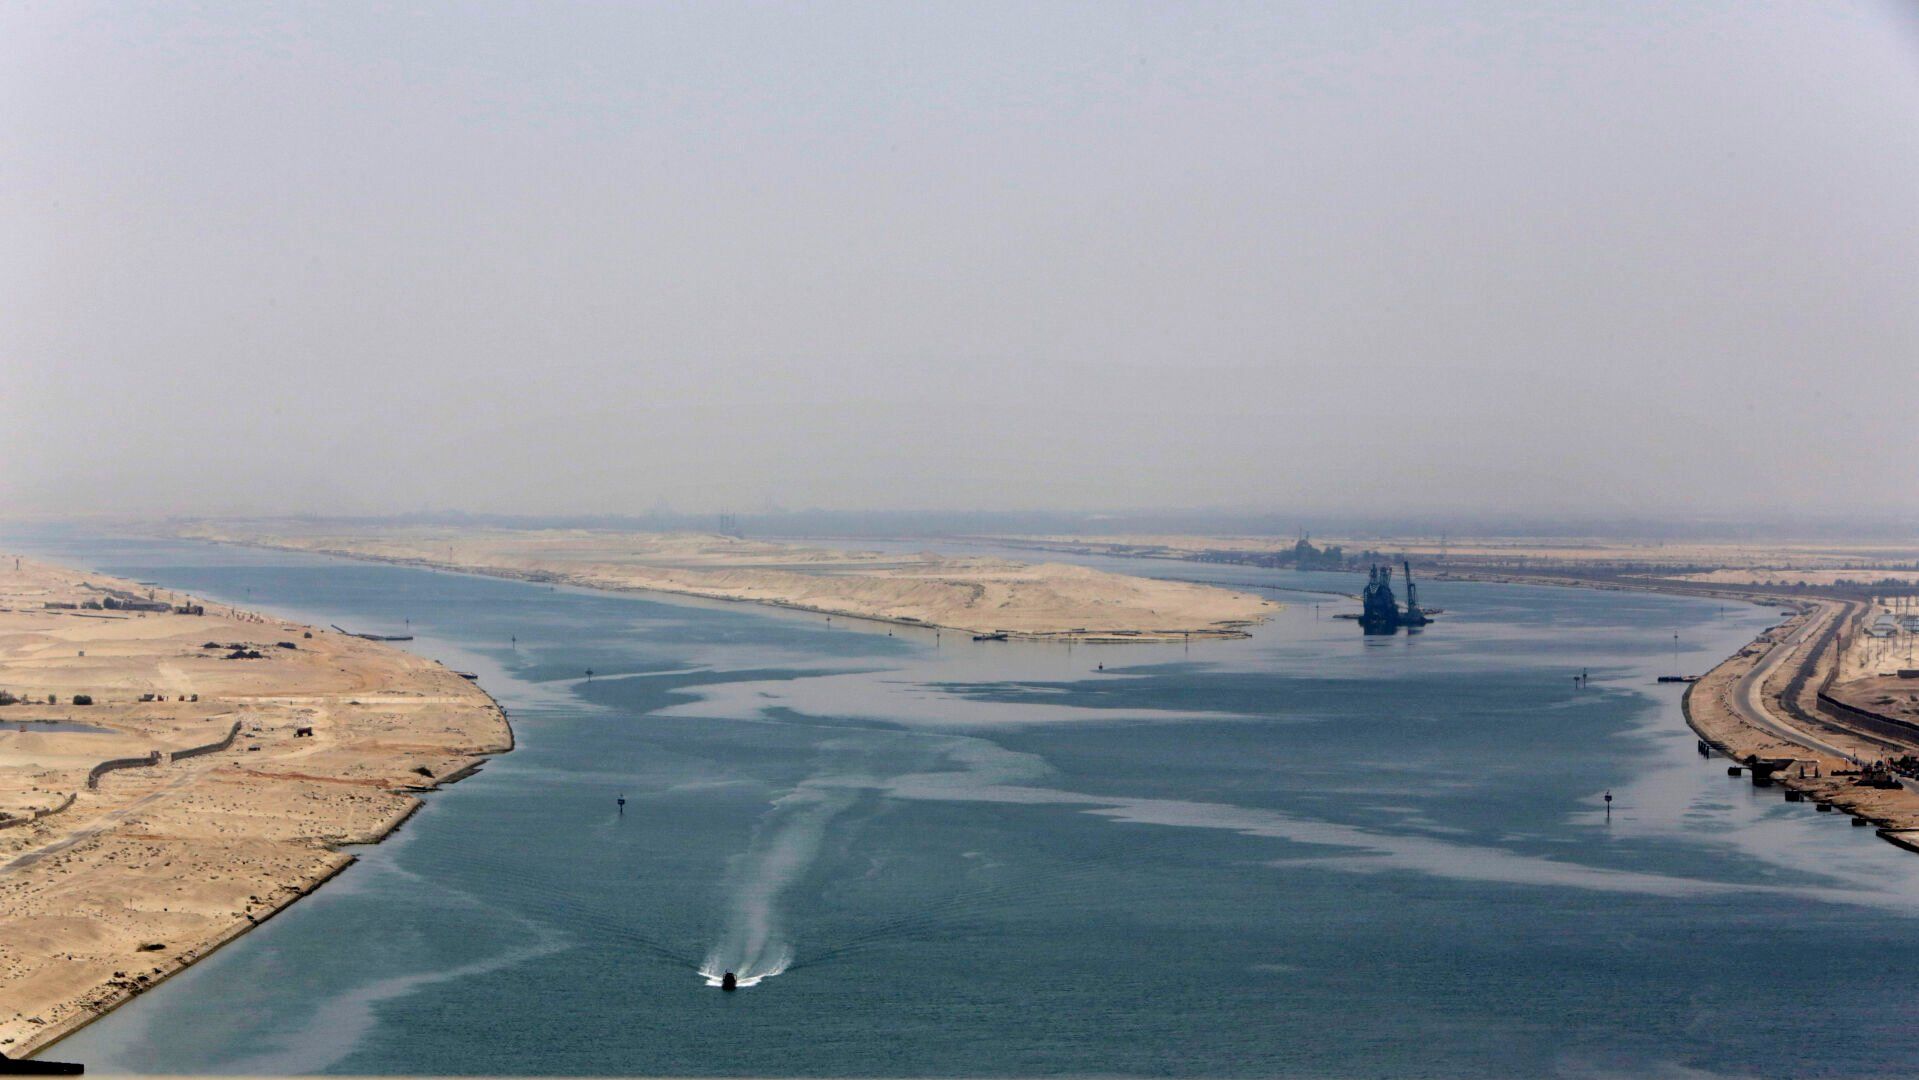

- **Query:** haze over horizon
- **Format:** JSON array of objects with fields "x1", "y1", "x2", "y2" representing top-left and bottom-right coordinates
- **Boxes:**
[{"x1": 6, "y1": 1, "x2": 1918, "y2": 522}]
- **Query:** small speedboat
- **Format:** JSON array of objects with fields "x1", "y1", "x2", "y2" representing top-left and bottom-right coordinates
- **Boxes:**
[{"x1": 721, "y1": 971, "x2": 737, "y2": 992}]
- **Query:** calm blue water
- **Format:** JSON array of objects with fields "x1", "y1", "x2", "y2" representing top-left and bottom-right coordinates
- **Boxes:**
[
  {"x1": 12, "y1": 529, "x2": 1919, "y2": 1078},
  {"x1": 5, "y1": 720, "x2": 116, "y2": 734}
]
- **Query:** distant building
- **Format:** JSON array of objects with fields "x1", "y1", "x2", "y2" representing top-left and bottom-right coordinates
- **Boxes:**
[{"x1": 103, "y1": 596, "x2": 170, "y2": 612}]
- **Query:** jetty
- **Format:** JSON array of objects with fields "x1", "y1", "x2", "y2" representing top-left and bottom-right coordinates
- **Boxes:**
[{"x1": 330, "y1": 624, "x2": 414, "y2": 641}]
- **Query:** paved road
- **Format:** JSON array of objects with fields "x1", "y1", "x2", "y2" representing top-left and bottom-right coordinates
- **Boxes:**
[
  {"x1": 1728, "y1": 600, "x2": 1862, "y2": 764},
  {"x1": 1, "y1": 771, "x2": 193, "y2": 874}
]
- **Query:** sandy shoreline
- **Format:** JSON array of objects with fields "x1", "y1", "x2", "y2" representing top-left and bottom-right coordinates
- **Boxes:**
[
  {"x1": 1681, "y1": 599, "x2": 1919, "y2": 849},
  {"x1": 0, "y1": 556, "x2": 511, "y2": 1059},
  {"x1": 981, "y1": 536, "x2": 1919, "y2": 856},
  {"x1": 13, "y1": 529, "x2": 1916, "y2": 1064},
  {"x1": 1317, "y1": 556, "x2": 1919, "y2": 852},
  {"x1": 173, "y1": 526, "x2": 1277, "y2": 642}
]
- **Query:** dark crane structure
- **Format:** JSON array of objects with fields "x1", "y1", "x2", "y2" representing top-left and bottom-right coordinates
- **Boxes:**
[
  {"x1": 1358, "y1": 562, "x2": 1433, "y2": 635},
  {"x1": 1400, "y1": 560, "x2": 1432, "y2": 628},
  {"x1": 1359, "y1": 564, "x2": 1399, "y2": 634}
]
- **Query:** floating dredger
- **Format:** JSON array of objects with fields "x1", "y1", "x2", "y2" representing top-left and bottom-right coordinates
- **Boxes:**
[{"x1": 1358, "y1": 561, "x2": 1433, "y2": 635}]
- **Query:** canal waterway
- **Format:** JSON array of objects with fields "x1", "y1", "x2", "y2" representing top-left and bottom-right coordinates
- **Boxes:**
[{"x1": 11, "y1": 529, "x2": 1919, "y2": 1077}]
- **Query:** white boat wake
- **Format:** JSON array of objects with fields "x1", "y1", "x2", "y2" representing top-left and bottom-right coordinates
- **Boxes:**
[
  {"x1": 697, "y1": 950, "x2": 790, "y2": 988},
  {"x1": 698, "y1": 778, "x2": 860, "y2": 987}
]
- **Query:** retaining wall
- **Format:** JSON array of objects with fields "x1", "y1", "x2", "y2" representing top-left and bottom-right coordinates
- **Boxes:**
[{"x1": 1818, "y1": 691, "x2": 1919, "y2": 743}]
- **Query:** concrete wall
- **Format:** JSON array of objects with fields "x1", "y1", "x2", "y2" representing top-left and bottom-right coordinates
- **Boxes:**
[
  {"x1": 1818, "y1": 691, "x2": 1919, "y2": 744},
  {"x1": 172, "y1": 720, "x2": 242, "y2": 761},
  {"x1": 86, "y1": 750, "x2": 162, "y2": 790},
  {"x1": 77, "y1": 720, "x2": 241, "y2": 792},
  {"x1": 0, "y1": 791, "x2": 78, "y2": 830}
]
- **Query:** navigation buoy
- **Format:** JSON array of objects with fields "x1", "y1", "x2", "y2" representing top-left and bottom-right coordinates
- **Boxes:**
[{"x1": 721, "y1": 971, "x2": 737, "y2": 992}]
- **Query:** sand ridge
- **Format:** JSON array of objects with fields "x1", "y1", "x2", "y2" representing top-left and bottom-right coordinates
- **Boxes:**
[{"x1": 175, "y1": 525, "x2": 1277, "y2": 641}]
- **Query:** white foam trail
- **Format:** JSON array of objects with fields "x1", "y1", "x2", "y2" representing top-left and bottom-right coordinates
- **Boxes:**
[
  {"x1": 697, "y1": 951, "x2": 790, "y2": 988},
  {"x1": 700, "y1": 782, "x2": 860, "y2": 985}
]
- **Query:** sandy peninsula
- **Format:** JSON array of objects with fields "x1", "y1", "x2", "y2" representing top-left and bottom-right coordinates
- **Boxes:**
[
  {"x1": 174, "y1": 526, "x2": 1276, "y2": 642},
  {"x1": 0, "y1": 556, "x2": 509, "y2": 1059}
]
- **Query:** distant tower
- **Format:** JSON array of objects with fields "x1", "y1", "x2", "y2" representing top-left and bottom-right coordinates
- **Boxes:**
[{"x1": 1400, "y1": 561, "x2": 1430, "y2": 626}]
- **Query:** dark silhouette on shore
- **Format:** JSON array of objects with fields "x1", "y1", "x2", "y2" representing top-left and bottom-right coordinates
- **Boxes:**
[{"x1": 0, "y1": 1051, "x2": 83, "y2": 1075}]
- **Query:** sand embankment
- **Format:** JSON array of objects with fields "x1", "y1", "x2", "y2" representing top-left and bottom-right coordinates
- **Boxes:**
[
  {"x1": 1683, "y1": 601, "x2": 1919, "y2": 848},
  {"x1": 0, "y1": 557, "x2": 510, "y2": 1058},
  {"x1": 174, "y1": 526, "x2": 1276, "y2": 642}
]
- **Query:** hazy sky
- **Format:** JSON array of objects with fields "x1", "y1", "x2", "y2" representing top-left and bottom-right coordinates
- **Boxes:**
[{"x1": 5, "y1": 1, "x2": 1917, "y2": 521}]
